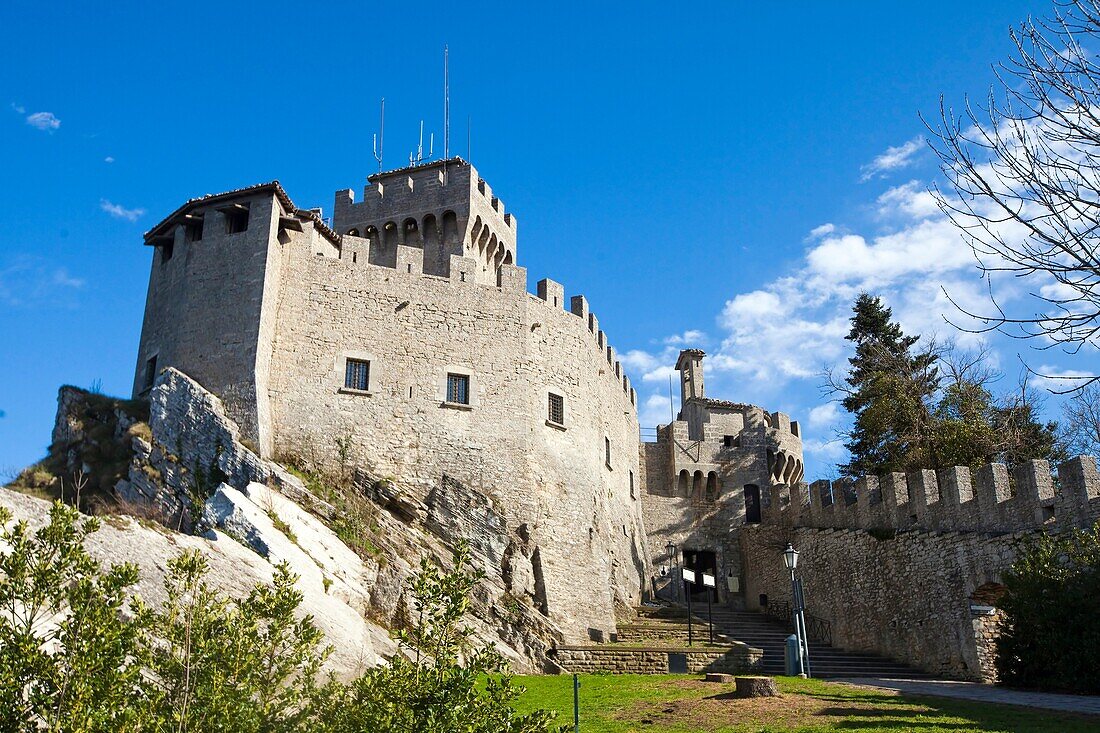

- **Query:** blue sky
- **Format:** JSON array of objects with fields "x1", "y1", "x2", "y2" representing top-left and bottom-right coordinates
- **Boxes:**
[{"x1": 1, "y1": 0, "x2": 1094, "y2": 478}]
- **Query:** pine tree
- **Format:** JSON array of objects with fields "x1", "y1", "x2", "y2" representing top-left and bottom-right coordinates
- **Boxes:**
[{"x1": 840, "y1": 294, "x2": 939, "y2": 477}]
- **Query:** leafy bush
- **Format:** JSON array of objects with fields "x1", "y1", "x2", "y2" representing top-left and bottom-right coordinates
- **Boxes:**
[
  {"x1": 996, "y1": 525, "x2": 1100, "y2": 692},
  {"x1": 0, "y1": 502, "x2": 561, "y2": 732},
  {"x1": 316, "y1": 546, "x2": 560, "y2": 733}
]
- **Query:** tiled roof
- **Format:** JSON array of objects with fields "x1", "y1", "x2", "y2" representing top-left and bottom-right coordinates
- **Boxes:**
[
  {"x1": 143, "y1": 181, "x2": 339, "y2": 245},
  {"x1": 367, "y1": 156, "x2": 468, "y2": 183}
]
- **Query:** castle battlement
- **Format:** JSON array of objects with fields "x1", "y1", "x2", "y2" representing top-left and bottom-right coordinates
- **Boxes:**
[
  {"x1": 333, "y1": 158, "x2": 515, "y2": 283},
  {"x1": 759, "y1": 456, "x2": 1100, "y2": 533},
  {"x1": 308, "y1": 229, "x2": 638, "y2": 409}
]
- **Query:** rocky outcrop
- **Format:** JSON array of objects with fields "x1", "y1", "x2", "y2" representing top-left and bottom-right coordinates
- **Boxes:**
[
  {"x1": 113, "y1": 369, "x2": 333, "y2": 530},
  {"x1": 0, "y1": 488, "x2": 395, "y2": 676},
  {"x1": 20, "y1": 367, "x2": 567, "y2": 673}
]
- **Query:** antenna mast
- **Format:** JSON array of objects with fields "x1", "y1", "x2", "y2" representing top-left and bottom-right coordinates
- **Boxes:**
[
  {"x1": 372, "y1": 98, "x2": 385, "y2": 173},
  {"x1": 409, "y1": 120, "x2": 434, "y2": 165},
  {"x1": 444, "y1": 45, "x2": 450, "y2": 160}
]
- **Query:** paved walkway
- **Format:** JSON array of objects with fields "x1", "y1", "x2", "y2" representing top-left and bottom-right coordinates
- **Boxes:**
[{"x1": 840, "y1": 678, "x2": 1100, "y2": 716}]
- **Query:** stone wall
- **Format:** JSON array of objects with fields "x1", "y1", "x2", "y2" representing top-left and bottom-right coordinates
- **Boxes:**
[
  {"x1": 553, "y1": 644, "x2": 762, "y2": 674},
  {"x1": 264, "y1": 230, "x2": 646, "y2": 643},
  {"x1": 765, "y1": 457, "x2": 1100, "y2": 533},
  {"x1": 132, "y1": 191, "x2": 282, "y2": 447},
  {"x1": 740, "y1": 523, "x2": 1020, "y2": 680}
]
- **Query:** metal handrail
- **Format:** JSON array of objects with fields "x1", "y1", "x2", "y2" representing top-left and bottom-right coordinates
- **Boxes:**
[{"x1": 762, "y1": 601, "x2": 832, "y2": 645}]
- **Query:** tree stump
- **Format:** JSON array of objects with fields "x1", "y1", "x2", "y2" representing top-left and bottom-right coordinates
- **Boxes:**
[
  {"x1": 705, "y1": 673, "x2": 735, "y2": 683},
  {"x1": 735, "y1": 676, "x2": 779, "y2": 698}
]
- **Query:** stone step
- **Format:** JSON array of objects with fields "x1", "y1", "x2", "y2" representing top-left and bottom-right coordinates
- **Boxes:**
[{"x1": 657, "y1": 603, "x2": 929, "y2": 679}]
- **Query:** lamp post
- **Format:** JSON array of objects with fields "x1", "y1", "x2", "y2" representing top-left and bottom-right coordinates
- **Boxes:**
[
  {"x1": 665, "y1": 541, "x2": 677, "y2": 602},
  {"x1": 782, "y1": 542, "x2": 811, "y2": 677}
]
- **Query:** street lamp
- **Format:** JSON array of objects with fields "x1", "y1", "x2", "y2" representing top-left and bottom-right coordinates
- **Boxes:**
[
  {"x1": 665, "y1": 542, "x2": 677, "y2": 601},
  {"x1": 782, "y1": 543, "x2": 799, "y2": 573},
  {"x1": 782, "y1": 542, "x2": 811, "y2": 677}
]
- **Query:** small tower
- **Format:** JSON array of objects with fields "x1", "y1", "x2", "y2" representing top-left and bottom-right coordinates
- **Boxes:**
[{"x1": 675, "y1": 349, "x2": 706, "y2": 406}]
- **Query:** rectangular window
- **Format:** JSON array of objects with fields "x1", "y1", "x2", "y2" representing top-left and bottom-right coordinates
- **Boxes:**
[
  {"x1": 447, "y1": 373, "x2": 470, "y2": 405},
  {"x1": 723, "y1": 435, "x2": 740, "y2": 448},
  {"x1": 161, "y1": 241, "x2": 174, "y2": 263},
  {"x1": 344, "y1": 358, "x2": 370, "y2": 391},
  {"x1": 605, "y1": 437, "x2": 612, "y2": 468},
  {"x1": 143, "y1": 355, "x2": 158, "y2": 392},
  {"x1": 224, "y1": 205, "x2": 250, "y2": 234},
  {"x1": 185, "y1": 217, "x2": 204, "y2": 242},
  {"x1": 548, "y1": 393, "x2": 564, "y2": 425},
  {"x1": 629, "y1": 470, "x2": 636, "y2": 499}
]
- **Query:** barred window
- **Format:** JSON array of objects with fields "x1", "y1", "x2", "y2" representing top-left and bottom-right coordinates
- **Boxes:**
[
  {"x1": 447, "y1": 373, "x2": 470, "y2": 405},
  {"x1": 548, "y1": 393, "x2": 564, "y2": 425},
  {"x1": 344, "y1": 359, "x2": 370, "y2": 391}
]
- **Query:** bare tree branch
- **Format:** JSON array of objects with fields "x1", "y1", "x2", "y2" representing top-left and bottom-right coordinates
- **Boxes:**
[{"x1": 924, "y1": 1, "x2": 1100, "y2": 390}]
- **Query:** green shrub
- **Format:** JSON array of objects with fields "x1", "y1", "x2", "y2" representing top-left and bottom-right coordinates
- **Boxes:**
[
  {"x1": 0, "y1": 504, "x2": 561, "y2": 732},
  {"x1": 996, "y1": 525, "x2": 1100, "y2": 692}
]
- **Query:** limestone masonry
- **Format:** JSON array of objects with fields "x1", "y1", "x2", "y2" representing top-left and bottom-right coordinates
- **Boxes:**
[{"x1": 131, "y1": 157, "x2": 1099, "y2": 679}]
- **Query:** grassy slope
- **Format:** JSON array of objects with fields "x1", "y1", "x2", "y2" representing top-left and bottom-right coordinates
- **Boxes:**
[{"x1": 512, "y1": 674, "x2": 1099, "y2": 733}]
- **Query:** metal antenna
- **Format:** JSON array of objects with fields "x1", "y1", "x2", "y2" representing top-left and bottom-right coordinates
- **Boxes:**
[
  {"x1": 416, "y1": 120, "x2": 426, "y2": 164},
  {"x1": 669, "y1": 373, "x2": 675, "y2": 423},
  {"x1": 443, "y1": 45, "x2": 450, "y2": 160},
  {"x1": 372, "y1": 98, "x2": 385, "y2": 173}
]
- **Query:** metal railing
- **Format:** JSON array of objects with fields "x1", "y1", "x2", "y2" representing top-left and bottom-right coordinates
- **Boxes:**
[{"x1": 762, "y1": 601, "x2": 832, "y2": 645}]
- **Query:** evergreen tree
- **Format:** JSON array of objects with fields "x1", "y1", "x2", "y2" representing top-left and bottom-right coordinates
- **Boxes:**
[{"x1": 839, "y1": 294, "x2": 939, "y2": 477}]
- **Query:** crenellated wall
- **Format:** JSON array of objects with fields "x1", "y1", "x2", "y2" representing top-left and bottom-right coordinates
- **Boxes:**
[
  {"x1": 333, "y1": 158, "x2": 515, "y2": 283},
  {"x1": 740, "y1": 523, "x2": 1019, "y2": 680},
  {"x1": 760, "y1": 456, "x2": 1100, "y2": 533},
  {"x1": 738, "y1": 456, "x2": 1100, "y2": 680}
]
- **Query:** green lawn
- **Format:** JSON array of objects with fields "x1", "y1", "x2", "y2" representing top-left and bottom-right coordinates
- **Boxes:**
[{"x1": 511, "y1": 674, "x2": 1099, "y2": 732}]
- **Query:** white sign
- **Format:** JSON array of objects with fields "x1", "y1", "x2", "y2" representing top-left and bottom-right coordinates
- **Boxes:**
[
  {"x1": 682, "y1": 568, "x2": 696, "y2": 583},
  {"x1": 701, "y1": 573, "x2": 716, "y2": 588}
]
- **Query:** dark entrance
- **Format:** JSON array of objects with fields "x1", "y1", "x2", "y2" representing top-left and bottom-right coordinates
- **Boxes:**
[
  {"x1": 683, "y1": 549, "x2": 718, "y2": 602},
  {"x1": 745, "y1": 484, "x2": 761, "y2": 524}
]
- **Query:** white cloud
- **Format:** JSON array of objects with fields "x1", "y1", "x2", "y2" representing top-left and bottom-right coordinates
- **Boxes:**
[
  {"x1": 876, "y1": 181, "x2": 940, "y2": 219},
  {"x1": 807, "y1": 402, "x2": 840, "y2": 429},
  {"x1": 99, "y1": 199, "x2": 145, "y2": 222},
  {"x1": 104, "y1": 156, "x2": 115, "y2": 164},
  {"x1": 859, "y1": 136, "x2": 924, "y2": 182},
  {"x1": 803, "y1": 437, "x2": 847, "y2": 461},
  {"x1": 0, "y1": 257, "x2": 84, "y2": 308},
  {"x1": 623, "y1": 167, "x2": 1027, "y2": 474},
  {"x1": 663, "y1": 329, "x2": 707, "y2": 346},
  {"x1": 639, "y1": 393, "x2": 673, "y2": 428},
  {"x1": 25, "y1": 111, "x2": 60, "y2": 131},
  {"x1": 10, "y1": 103, "x2": 25, "y2": 114}
]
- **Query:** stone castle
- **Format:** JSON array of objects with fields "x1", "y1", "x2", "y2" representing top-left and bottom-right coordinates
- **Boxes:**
[
  {"x1": 131, "y1": 157, "x2": 1100, "y2": 680},
  {"x1": 132, "y1": 157, "x2": 801, "y2": 645}
]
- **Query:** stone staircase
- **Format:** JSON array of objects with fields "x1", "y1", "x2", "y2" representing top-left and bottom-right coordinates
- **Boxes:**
[{"x1": 661, "y1": 604, "x2": 929, "y2": 679}]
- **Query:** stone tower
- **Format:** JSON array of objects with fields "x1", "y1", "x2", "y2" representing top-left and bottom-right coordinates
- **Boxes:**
[
  {"x1": 641, "y1": 350, "x2": 804, "y2": 608},
  {"x1": 333, "y1": 158, "x2": 515, "y2": 283}
]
